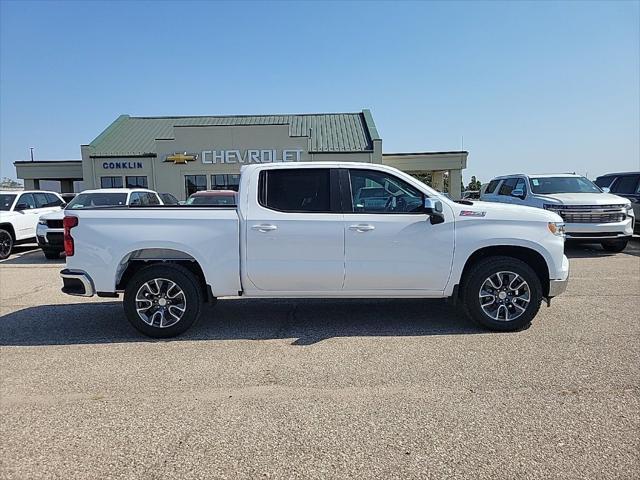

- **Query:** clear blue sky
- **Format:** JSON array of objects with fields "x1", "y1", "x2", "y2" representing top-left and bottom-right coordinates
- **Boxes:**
[{"x1": 1, "y1": 0, "x2": 638, "y2": 184}]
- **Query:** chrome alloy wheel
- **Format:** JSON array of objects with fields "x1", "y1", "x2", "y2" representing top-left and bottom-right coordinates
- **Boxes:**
[
  {"x1": 479, "y1": 271, "x2": 531, "y2": 322},
  {"x1": 135, "y1": 278, "x2": 187, "y2": 328}
]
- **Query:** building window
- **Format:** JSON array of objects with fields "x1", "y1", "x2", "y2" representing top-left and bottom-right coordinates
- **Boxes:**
[
  {"x1": 210, "y1": 174, "x2": 241, "y2": 191},
  {"x1": 126, "y1": 176, "x2": 148, "y2": 188},
  {"x1": 185, "y1": 175, "x2": 207, "y2": 197},
  {"x1": 101, "y1": 176, "x2": 123, "y2": 188}
]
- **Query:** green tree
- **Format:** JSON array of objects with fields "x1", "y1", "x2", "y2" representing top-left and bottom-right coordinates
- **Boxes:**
[{"x1": 466, "y1": 175, "x2": 482, "y2": 191}]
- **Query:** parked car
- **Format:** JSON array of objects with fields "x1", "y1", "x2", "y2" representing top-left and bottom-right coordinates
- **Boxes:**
[
  {"x1": 60, "y1": 162, "x2": 569, "y2": 338},
  {"x1": 0, "y1": 190, "x2": 66, "y2": 260},
  {"x1": 37, "y1": 188, "x2": 163, "y2": 259},
  {"x1": 480, "y1": 174, "x2": 634, "y2": 252},
  {"x1": 159, "y1": 193, "x2": 180, "y2": 205},
  {"x1": 185, "y1": 190, "x2": 237, "y2": 206},
  {"x1": 594, "y1": 172, "x2": 640, "y2": 233}
]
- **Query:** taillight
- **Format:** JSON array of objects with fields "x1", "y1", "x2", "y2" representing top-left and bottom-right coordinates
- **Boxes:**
[{"x1": 63, "y1": 216, "x2": 78, "y2": 256}]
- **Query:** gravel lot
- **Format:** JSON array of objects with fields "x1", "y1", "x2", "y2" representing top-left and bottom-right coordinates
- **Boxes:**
[{"x1": 1, "y1": 241, "x2": 639, "y2": 479}]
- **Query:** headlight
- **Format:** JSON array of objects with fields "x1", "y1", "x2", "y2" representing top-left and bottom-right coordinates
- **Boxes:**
[
  {"x1": 548, "y1": 222, "x2": 565, "y2": 236},
  {"x1": 38, "y1": 219, "x2": 47, "y2": 226},
  {"x1": 624, "y1": 203, "x2": 634, "y2": 216}
]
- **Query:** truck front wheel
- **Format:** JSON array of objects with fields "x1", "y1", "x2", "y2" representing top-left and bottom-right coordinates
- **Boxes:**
[
  {"x1": 123, "y1": 264, "x2": 203, "y2": 338},
  {"x1": 461, "y1": 256, "x2": 543, "y2": 331}
]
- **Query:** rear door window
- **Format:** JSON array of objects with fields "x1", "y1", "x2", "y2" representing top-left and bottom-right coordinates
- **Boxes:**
[
  {"x1": 259, "y1": 169, "x2": 334, "y2": 213},
  {"x1": 33, "y1": 192, "x2": 51, "y2": 208}
]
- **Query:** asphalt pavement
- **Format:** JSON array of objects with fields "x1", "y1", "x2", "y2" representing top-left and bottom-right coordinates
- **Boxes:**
[{"x1": 1, "y1": 241, "x2": 638, "y2": 479}]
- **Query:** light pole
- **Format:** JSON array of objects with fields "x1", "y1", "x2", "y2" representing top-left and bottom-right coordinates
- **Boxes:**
[{"x1": 30, "y1": 147, "x2": 34, "y2": 162}]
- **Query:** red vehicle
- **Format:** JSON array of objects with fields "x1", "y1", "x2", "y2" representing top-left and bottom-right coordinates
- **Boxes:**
[{"x1": 185, "y1": 190, "x2": 237, "y2": 206}]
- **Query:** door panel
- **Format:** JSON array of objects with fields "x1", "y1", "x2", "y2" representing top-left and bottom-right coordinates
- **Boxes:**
[
  {"x1": 343, "y1": 168, "x2": 455, "y2": 292},
  {"x1": 244, "y1": 168, "x2": 344, "y2": 292},
  {"x1": 246, "y1": 213, "x2": 344, "y2": 291},
  {"x1": 13, "y1": 193, "x2": 39, "y2": 239},
  {"x1": 343, "y1": 212, "x2": 454, "y2": 291}
]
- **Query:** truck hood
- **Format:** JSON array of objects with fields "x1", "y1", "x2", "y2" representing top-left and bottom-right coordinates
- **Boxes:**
[
  {"x1": 39, "y1": 210, "x2": 65, "y2": 221},
  {"x1": 535, "y1": 192, "x2": 629, "y2": 206},
  {"x1": 456, "y1": 200, "x2": 562, "y2": 223}
]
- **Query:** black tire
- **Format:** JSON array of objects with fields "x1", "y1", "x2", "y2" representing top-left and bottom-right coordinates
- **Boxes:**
[
  {"x1": 601, "y1": 239, "x2": 627, "y2": 253},
  {"x1": 0, "y1": 229, "x2": 13, "y2": 260},
  {"x1": 123, "y1": 264, "x2": 203, "y2": 338},
  {"x1": 43, "y1": 248, "x2": 61, "y2": 260},
  {"x1": 461, "y1": 256, "x2": 543, "y2": 331}
]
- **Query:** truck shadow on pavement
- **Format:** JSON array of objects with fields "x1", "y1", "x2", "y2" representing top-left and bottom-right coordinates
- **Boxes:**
[
  {"x1": 564, "y1": 238, "x2": 640, "y2": 259},
  {"x1": 0, "y1": 298, "x2": 490, "y2": 347}
]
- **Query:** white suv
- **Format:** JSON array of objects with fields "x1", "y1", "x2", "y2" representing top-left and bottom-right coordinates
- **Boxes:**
[
  {"x1": 0, "y1": 190, "x2": 66, "y2": 259},
  {"x1": 481, "y1": 174, "x2": 634, "y2": 252},
  {"x1": 37, "y1": 188, "x2": 163, "y2": 259}
]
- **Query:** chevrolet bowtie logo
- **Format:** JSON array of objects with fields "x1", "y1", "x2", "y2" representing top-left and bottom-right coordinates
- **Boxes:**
[{"x1": 165, "y1": 152, "x2": 198, "y2": 164}]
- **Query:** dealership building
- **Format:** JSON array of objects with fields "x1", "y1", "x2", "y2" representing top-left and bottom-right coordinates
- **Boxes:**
[{"x1": 14, "y1": 110, "x2": 468, "y2": 200}]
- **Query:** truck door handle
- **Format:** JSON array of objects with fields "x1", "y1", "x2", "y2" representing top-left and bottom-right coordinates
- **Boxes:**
[
  {"x1": 252, "y1": 224, "x2": 278, "y2": 232},
  {"x1": 349, "y1": 224, "x2": 375, "y2": 232}
]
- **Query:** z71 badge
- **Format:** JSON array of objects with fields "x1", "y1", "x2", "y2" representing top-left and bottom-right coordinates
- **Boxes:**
[{"x1": 460, "y1": 210, "x2": 486, "y2": 217}]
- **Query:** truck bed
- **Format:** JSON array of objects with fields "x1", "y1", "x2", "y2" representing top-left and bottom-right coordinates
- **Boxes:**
[{"x1": 64, "y1": 207, "x2": 241, "y2": 296}]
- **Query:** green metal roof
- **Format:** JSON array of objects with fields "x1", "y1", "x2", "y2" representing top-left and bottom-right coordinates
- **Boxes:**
[{"x1": 88, "y1": 110, "x2": 378, "y2": 157}]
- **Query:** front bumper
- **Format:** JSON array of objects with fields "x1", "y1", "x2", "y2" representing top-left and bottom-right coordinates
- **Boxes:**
[
  {"x1": 37, "y1": 225, "x2": 64, "y2": 248},
  {"x1": 548, "y1": 254, "x2": 569, "y2": 298},
  {"x1": 60, "y1": 269, "x2": 95, "y2": 297},
  {"x1": 564, "y1": 217, "x2": 633, "y2": 241}
]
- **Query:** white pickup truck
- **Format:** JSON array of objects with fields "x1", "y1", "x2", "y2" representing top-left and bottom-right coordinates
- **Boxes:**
[{"x1": 60, "y1": 162, "x2": 569, "y2": 337}]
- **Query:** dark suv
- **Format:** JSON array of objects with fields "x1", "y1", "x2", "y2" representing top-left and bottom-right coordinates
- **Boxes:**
[{"x1": 595, "y1": 172, "x2": 639, "y2": 233}]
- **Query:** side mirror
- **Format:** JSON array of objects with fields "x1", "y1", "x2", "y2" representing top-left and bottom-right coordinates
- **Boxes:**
[
  {"x1": 14, "y1": 203, "x2": 30, "y2": 211},
  {"x1": 511, "y1": 188, "x2": 525, "y2": 199},
  {"x1": 601, "y1": 187, "x2": 610, "y2": 193},
  {"x1": 60, "y1": 202, "x2": 67, "y2": 208},
  {"x1": 424, "y1": 198, "x2": 445, "y2": 224}
]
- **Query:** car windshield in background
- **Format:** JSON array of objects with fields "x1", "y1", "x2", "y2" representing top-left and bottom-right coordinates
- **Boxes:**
[
  {"x1": 186, "y1": 195, "x2": 236, "y2": 206},
  {"x1": 0, "y1": 194, "x2": 17, "y2": 211},
  {"x1": 529, "y1": 177, "x2": 602, "y2": 194},
  {"x1": 66, "y1": 193, "x2": 128, "y2": 209}
]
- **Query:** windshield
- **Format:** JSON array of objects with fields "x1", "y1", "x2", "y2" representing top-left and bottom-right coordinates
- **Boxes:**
[
  {"x1": 529, "y1": 176, "x2": 602, "y2": 194},
  {"x1": 66, "y1": 192, "x2": 128, "y2": 209},
  {"x1": 186, "y1": 195, "x2": 236, "y2": 205},
  {"x1": 0, "y1": 194, "x2": 17, "y2": 211}
]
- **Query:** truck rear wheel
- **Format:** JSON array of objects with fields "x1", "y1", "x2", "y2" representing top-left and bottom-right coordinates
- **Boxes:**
[
  {"x1": 123, "y1": 264, "x2": 203, "y2": 338},
  {"x1": 461, "y1": 256, "x2": 543, "y2": 331}
]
